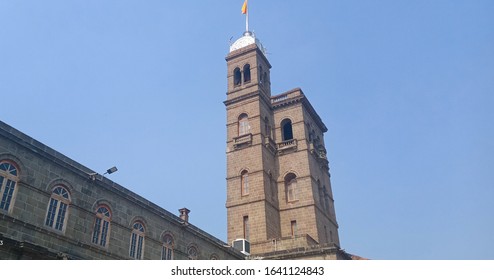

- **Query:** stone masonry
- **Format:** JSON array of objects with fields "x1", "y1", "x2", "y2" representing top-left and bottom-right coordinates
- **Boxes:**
[
  {"x1": 0, "y1": 121, "x2": 243, "y2": 260},
  {"x1": 225, "y1": 33, "x2": 349, "y2": 259}
]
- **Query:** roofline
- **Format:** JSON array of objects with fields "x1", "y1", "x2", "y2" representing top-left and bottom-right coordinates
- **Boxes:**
[
  {"x1": 0, "y1": 120, "x2": 243, "y2": 257},
  {"x1": 271, "y1": 88, "x2": 328, "y2": 133}
]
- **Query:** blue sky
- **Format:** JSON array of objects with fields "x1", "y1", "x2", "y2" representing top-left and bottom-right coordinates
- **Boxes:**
[{"x1": 1, "y1": 1, "x2": 493, "y2": 259}]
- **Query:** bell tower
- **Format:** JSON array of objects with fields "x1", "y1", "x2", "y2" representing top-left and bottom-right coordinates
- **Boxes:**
[
  {"x1": 225, "y1": 31, "x2": 346, "y2": 259},
  {"x1": 225, "y1": 31, "x2": 280, "y2": 250}
]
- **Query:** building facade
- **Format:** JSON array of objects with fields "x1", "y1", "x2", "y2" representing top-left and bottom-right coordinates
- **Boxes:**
[
  {"x1": 0, "y1": 30, "x2": 351, "y2": 261},
  {"x1": 225, "y1": 32, "x2": 349, "y2": 260},
  {"x1": 0, "y1": 121, "x2": 243, "y2": 260}
]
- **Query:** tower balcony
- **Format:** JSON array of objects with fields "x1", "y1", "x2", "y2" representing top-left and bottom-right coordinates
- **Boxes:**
[
  {"x1": 264, "y1": 136, "x2": 277, "y2": 154},
  {"x1": 277, "y1": 139, "x2": 297, "y2": 152},
  {"x1": 233, "y1": 133, "x2": 253, "y2": 149}
]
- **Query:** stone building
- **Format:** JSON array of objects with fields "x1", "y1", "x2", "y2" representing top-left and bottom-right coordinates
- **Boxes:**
[
  {"x1": 0, "y1": 29, "x2": 351, "y2": 261},
  {"x1": 225, "y1": 31, "x2": 350, "y2": 260},
  {"x1": 0, "y1": 121, "x2": 243, "y2": 260}
]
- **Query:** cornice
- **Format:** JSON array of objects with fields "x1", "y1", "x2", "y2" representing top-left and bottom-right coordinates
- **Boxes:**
[{"x1": 271, "y1": 88, "x2": 328, "y2": 133}]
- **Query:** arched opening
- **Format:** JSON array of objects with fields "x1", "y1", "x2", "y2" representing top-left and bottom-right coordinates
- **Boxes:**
[
  {"x1": 264, "y1": 116, "x2": 272, "y2": 138},
  {"x1": 284, "y1": 173, "x2": 297, "y2": 202},
  {"x1": 259, "y1": 66, "x2": 263, "y2": 84},
  {"x1": 162, "y1": 234, "x2": 174, "y2": 260},
  {"x1": 45, "y1": 185, "x2": 71, "y2": 232},
  {"x1": 188, "y1": 245, "x2": 198, "y2": 260},
  {"x1": 268, "y1": 171, "x2": 275, "y2": 200},
  {"x1": 238, "y1": 113, "x2": 250, "y2": 136},
  {"x1": 130, "y1": 221, "x2": 145, "y2": 259},
  {"x1": 241, "y1": 170, "x2": 249, "y2": 196},
  {"x1": 243, "y1": 216, "x2": 250, "y2": 240},
  {"x1": 92, "y1": 205, "x2": 111, "y2": 247},
  {"x1": 323, "y1": 187, "x2": 330, "y2": 213},
  {"x1": 291, "y1": 220, "x2": 297, "y2": 237},
  {"x1": 281, "y1": 119, "x2": 293, "y2": 141},
  {"x1": 0, "y1": 161, "x2": 19, "y2": 212},
  {"x1": 243, "y1": 64, "x2": 251, "y2": 83},
  {"x1": 233, "y1": 67, "x2": 241, "y2": 86},
  {"x1": 317, "y1": 180, "x2": 324, "y2": 208}
]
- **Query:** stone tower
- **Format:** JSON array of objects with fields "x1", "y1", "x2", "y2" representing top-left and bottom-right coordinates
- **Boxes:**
[{"x1": 225, "y1": 31, "x2": 346, "y2": 259}]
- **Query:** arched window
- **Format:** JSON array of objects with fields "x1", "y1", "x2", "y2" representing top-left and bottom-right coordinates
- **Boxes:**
[
  {"x1": 188, "y1": 245, "x2": 198, "y2": 260},
  {"x1": 318, "y1": 181, "x2": 324, "y2": 209},
  {"x1": 241, "y1": 170, "x2": 249, "y2": 196},
  {"x1": 233, "y1": 67, "x2": 241, "y2": 86},
  {"x1": 281, "y1": 119, "x2": 293, "y2": 141},
  {"x1": 243, "y1": 64, "x2": 251, "y2": 83},
  {"x1": 268, "y1": 171, "x2": 276, "y2": 201},
  {"x1": 0, "y1": 161, "x2": 19, "y2": 212},
  {"x1": 45, "y1": 185, "x2": 70, "y2": 231},
  {"x1": 285, "y1": 173, "x2": 297, "y2": 202},
  {"x1": 130, "y1": 222, "x2": 145, "y2": 259},
  {"x1": 263, "y1": 72, "x2": 268, "y2": 85},
  {"x1": 162, "y1": 234, "x2": 174, "y2": 260},
  {"x1": 243, "y1": 216, "x2": 250, "y2": 240},
  {"x1": 264, "y1": 117, "x2": 272, "y2": 138},
  {"x1": 92, "y1": 205, "x2": 111, "y2": 247},
  {"x1": 324, "y1": 226, "x2": 329, "y2": 243},
  {"x1": 259, "y1": 66, "x2": 263, "y2": 84},
  {"x1": 323, "y1": 187, "x2": 330, "y2": 213},
  {"x1": 238, "y1": 114, "x2": 250, "y2": 136},
  {"x1": 291, "y1": 220, "x2": 297, "y2": 237}
]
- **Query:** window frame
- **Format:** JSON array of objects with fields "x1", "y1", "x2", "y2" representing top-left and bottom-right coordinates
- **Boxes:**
[
  {"x1": 243, "y1": 64, "x2": 251, "y2": 83},
  {"x1": 318, "y1": 181, "x2": 325, "y2": 210},
  {"x1": 92, "y1": 205, "x2": 112, "y2": 248},
  {"x1": 259, "y1": 66, "x2": 263, "y2": 84},
  {"x1": 241, "y1": 170, "x2": 249, "y2": 196},
  {"x1": 161, "y1": 234, "x2": 174, "y2": 260},
  {"x1": 187, "y1": 245, "x2": 199, "y2": 260},
  {"x1": 281, "y1": 119, "x2": 294, "y2": 141},
  {"x1": 243, "y1": 215, "x2": 250, "y2": 240},
  {"x1": 285, "y1": 174, "x2": 297, "y2": 202},
  {"x1": 233, "y1": 67, "x2": 241, "y2": 87},
  {"x1": 129, "y1": 221, "x2": 145, "y2": 260},
  {"x1": 0, "y1": 161, "x2": 19, "y2": 213},
  {"x1": 238, "y1": 114, "x2": 250, "y2": 136},
  {"x1": 323, "y1": 187, "x2": 330, "y2": 213},
  {"x1": 44, "y1": 185, "x2": 71, "y2": 232},
  {"x1": 291, "y1": 220, "x2": 297, "y2": 237},
  {"x1": 264, "y1": 117, "x2": 272, "y2": 139}
]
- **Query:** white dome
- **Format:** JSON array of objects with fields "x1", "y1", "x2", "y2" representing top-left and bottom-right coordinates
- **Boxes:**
[{"x1": 230, "y1": 31, "x2": 267, "y2": 56}]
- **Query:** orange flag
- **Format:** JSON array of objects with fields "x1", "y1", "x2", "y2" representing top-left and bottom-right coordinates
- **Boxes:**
[{"x1": 242, "y1": 0, "x2": 248, "y2": 14}]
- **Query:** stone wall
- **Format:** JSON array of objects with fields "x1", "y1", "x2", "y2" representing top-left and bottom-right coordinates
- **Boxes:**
[{"x1": 0, "y1": 121, "x2": 243, "y2": 260}]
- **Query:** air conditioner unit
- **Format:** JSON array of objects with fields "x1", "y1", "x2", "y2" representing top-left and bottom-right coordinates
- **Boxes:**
[{"x1": 232, "y1": 239, "x2": 251, "y2": 255}]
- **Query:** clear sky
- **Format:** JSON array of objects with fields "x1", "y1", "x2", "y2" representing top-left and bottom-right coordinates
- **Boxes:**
[{"x1": 1, "y1": 1, "x2": 493, "y2": 260}]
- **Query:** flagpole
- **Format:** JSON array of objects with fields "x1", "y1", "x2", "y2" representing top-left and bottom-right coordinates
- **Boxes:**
[{"x1": 246, "y1": 1, "x2": 249, "y2": 32}]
